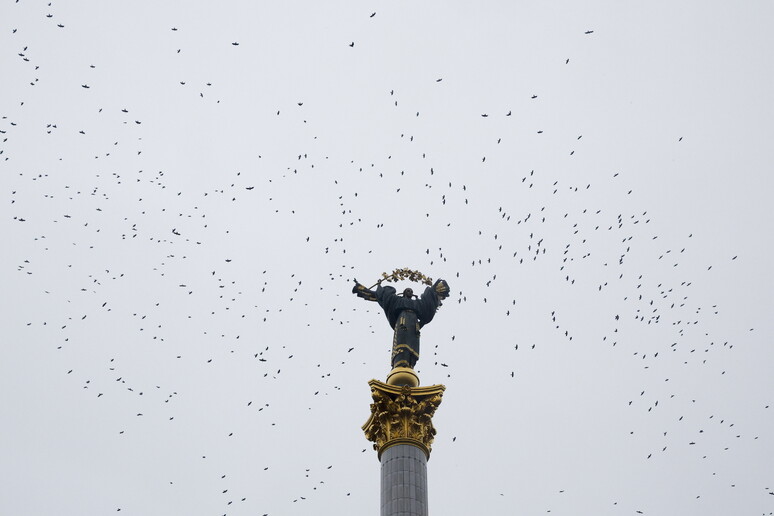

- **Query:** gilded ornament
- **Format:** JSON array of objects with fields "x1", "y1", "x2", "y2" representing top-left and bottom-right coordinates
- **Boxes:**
[{"x1": 362, "y1": 380, "x2": 445, "y2": 459}]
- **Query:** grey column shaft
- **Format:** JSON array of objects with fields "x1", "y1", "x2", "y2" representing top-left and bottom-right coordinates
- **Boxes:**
[{"x1": 380, "y1": 444, "x2": 428, "y2": 516}]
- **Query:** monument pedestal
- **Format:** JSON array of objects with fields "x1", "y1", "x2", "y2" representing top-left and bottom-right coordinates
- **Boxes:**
[{"x1": 363, "y1": 379, "x2": 445, "y2": 516}]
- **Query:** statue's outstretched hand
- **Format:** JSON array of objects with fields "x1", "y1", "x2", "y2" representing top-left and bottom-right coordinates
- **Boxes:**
[
  {"x1": 353, "y1": 279, "x2": 378, "y2": 301},
  {"x1": 433, "y1": 279, "x2": 450, "y2": 300}
]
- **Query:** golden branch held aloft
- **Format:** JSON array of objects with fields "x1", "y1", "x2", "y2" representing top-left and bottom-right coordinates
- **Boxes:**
[{"x1": 370, "y1": 268, "x2": 433, "y2": 290}]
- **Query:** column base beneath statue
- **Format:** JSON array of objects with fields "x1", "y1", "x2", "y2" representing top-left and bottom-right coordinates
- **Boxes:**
[
  {"x1": 365, "y1": 379, "x2": 444, "y2": 516},
  {"x1": 386, "y1": 366, "x2": 420, "y2": 387}
]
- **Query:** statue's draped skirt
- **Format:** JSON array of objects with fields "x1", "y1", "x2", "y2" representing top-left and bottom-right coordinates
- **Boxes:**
[{"x1": 391, "y1": 310, "x2": 420, "y2": 368}]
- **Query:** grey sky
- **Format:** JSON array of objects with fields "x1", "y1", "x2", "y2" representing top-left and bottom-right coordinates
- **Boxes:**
[{"x1": 2, "y1": 1, "x2": 773, "y2": 515}]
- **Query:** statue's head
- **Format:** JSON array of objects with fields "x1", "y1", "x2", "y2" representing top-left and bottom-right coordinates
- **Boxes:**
[{"x1": 402, "y1": 288, "x2": 414, "y2": 298}]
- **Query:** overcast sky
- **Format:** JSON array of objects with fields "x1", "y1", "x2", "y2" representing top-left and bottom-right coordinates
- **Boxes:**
[{"x1": 2, "y1": 1, "x2": 773, "y2": 515}]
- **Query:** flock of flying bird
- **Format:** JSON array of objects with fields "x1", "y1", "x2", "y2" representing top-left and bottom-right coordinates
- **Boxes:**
[{"x1": 3, "y1": 3, "x2": 772, "y2": 516}]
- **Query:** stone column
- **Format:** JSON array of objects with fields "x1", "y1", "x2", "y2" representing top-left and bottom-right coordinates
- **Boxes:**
[
  {"x1": 380, "y1": 444, "x2": 428, "y2": 515},
  {"x1": 363, "y1": 377, "x2": 445, "y2": 516}
]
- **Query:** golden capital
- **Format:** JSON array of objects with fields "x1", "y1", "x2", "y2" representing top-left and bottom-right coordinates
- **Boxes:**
[{"x1": 362, "y1": 380, "x2": 445, "y2": 460}]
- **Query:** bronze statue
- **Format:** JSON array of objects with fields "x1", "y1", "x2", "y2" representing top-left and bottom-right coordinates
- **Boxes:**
[{"x1": 353, "y1": 270, "x2": 450, "y2": 369}]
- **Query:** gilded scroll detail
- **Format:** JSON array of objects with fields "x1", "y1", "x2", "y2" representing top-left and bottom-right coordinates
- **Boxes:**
[{"x1": 363, "y1": 380, "x2": 445, "y2": 459}]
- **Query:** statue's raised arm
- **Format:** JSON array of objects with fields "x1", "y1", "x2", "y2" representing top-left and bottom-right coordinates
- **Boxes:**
[{"x1": 352, "y1": 279, "x2": 378, "y2": 302}]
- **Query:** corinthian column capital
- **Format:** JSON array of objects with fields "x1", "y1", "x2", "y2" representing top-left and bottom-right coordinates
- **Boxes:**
[{"x1": 363, "y1": 380, "x2": 445, "y2": 460}]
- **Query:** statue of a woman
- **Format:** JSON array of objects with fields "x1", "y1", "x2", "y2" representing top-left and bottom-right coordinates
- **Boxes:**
[{"x1": 353, "y1": 278, "x2": 450, "y2": 369}]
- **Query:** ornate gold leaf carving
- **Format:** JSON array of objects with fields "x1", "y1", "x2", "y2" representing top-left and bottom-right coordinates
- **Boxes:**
[
  {"x1": 369, "y1": 268, "x2": 433, "y2": 289},
  {"x1": 363, "y1": 380, "x2": 445, "y2": 459}
]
